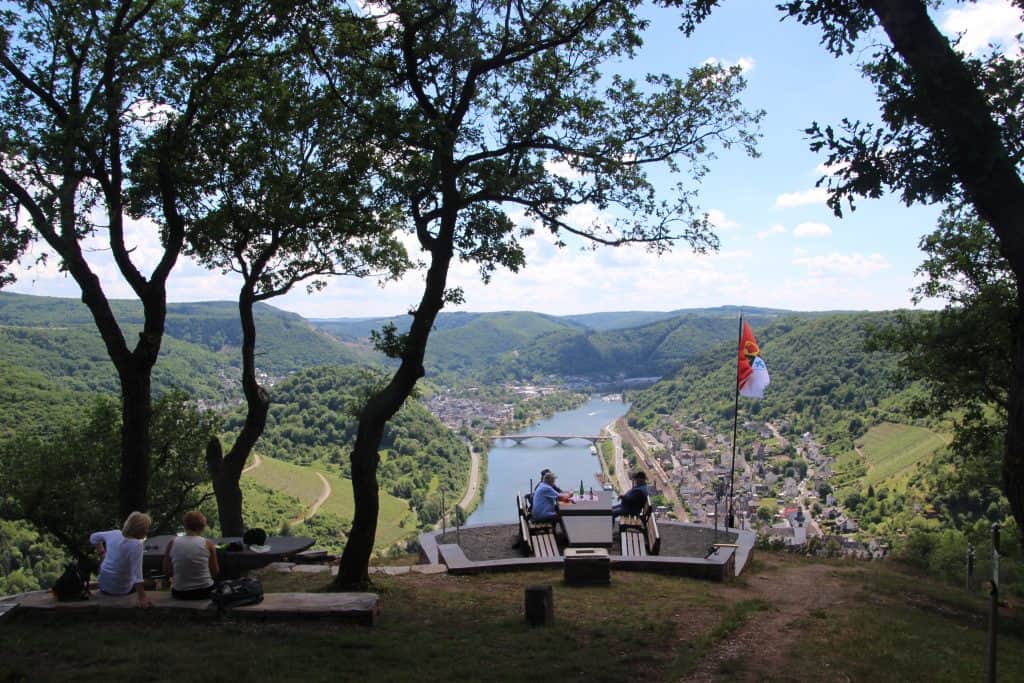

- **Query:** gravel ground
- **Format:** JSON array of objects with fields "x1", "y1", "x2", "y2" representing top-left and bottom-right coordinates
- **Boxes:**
[{"x1": 436, "y1": 523, "x2": 738, "y2": 561}]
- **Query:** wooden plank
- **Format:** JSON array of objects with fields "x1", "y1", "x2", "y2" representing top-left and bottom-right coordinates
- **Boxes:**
[
  {"x1": 533, "y1": 532, "x2": 560, "y2": 558},
  {"x1": 620, "y1": 529, "x2": 647, "y2": 557},
  {"x1": 647, "y1": 513, "x2": 661, "y2": 555}
]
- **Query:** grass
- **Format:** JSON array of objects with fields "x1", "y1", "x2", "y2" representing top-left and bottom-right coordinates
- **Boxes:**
[
  {"x1": 243, "y1": 454, "x2": 324, "y2": 509},
  {"x1": 3, "y1": 553, "x2": 1021, "y2": 682},
  {"x1": 305, "y1": 466, "x2": 418, "y2": 549}
]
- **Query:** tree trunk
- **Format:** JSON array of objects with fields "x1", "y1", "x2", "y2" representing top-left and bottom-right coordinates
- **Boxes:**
[
  {"x1": 208, "y1": 288, "x2": 270, "y2": 536},
  {"x1": 118, "y1": 367, "x2": 153, "y2": 517},
  {"x1": 335, "y1": 226, "x2": 454, "y2": 590},
  {"x1": 866, "y1": 0, "x2": 1024, "y2": 546}
]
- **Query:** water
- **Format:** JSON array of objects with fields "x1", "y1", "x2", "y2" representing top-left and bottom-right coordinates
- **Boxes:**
[{"x1": 467, "y1": 395, "x2": 629, "y2": 524}]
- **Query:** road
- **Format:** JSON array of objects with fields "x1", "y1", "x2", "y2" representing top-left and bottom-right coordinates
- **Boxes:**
[
  {"x1": 457, "y1": 443, "x2": 481, "y2": 511},
  {"x1": 241, "y1": 452, "x2": 262, "y2": 473},
  {"x1": 291, "y1": 472, "x2": 331, "y2": 525}
]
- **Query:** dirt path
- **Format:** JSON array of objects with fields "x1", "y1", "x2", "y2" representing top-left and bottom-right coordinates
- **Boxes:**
[
  {"x1": 458, "y1": 444, "x2": 481, "y2": 510},
  {"x1": 241, "y1": 452, "x2": 262, "y2": 474},
  {"x1": 290, "y1": 472, "x2": 331, "y2": 524},
  {"x1": 678, "y1": 559, "x2": 852, "y2": 682}
]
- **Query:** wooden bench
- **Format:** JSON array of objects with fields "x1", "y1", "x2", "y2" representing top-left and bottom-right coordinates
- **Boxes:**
[
  {"x1": 617, "y1": 496, "x2": 660, "y2": 556},
  {"x1": 620, "y1": 527, "x2": 647, "y2": 556},
  {"x1": 517, "y1": 492, "x2": 560, "y2": 559}
]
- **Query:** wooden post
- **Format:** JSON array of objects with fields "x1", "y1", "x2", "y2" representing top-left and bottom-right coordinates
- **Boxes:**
[{"x1": 524, "y1": 584, "x2": 554, "y2": 626}]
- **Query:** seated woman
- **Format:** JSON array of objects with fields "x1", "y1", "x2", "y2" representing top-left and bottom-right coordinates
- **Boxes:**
[
  {"x1": 162, "y1": 511, "x2": 219, "y2": 600},
  {"x1": 90, "y1": 511, "x2": 152, "y2": 608}
]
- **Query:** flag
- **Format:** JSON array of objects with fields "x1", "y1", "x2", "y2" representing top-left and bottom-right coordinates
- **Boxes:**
[{"x1": 737, "y1": 320, "x2": 769, "y2": 399}]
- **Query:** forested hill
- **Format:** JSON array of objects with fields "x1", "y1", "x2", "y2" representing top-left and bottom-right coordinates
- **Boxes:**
[
  {"x1": 0, "y1": 291, "x2": 371, "y2": 391},
  {"x1": 223, "y1": 365, "x2": 468, "y2": 526},
  {"x1": 487, "y1": 309, "x2": 791, "y2": 381},
  {"x1": 312, "y1": 305, "x2": 809, "y2": 381},
  {"x1": 628, "y1": 311, "x2": 921, "y2": 454}
]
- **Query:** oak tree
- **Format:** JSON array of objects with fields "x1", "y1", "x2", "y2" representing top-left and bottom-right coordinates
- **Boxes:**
[{"x1": 311, "y1": 0, "x2": 763, "y2": 588}]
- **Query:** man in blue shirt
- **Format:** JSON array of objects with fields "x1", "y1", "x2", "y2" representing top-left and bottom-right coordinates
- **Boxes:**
[
  {"x1": 531, "y1": 471, "x2": 572, "y2": 523},
  {"x1": 613, "y1": 471, "x2": 649, "y2": 519}
]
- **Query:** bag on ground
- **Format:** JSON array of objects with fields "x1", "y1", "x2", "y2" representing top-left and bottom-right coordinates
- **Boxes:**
[
  {"x1": 211, "y1": 577, "x2": 263, "y2": 609},
  {"x1": 52, "y1": 561, "x2": 90, "y2": 602}
]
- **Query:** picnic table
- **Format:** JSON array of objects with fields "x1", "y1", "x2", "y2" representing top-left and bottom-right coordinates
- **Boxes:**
[
  {"x1": 143, "y1": 535, "x2": 315, "y2": 578},
  {"x1": 559, "y1": 490, "x2": 614, "y2": 547}
]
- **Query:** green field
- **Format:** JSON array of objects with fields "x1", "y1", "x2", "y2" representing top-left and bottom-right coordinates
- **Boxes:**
[
  {"x1": 309, "y1": 466, "x2": 418, "y2": 548},
  {"x1": 244, "y1": 454, "x2": 418, "y2": 550},
  {"x1": 836, "y1": 422, "x2": 949, "y2": 495},
  {"x1": 243, "y1": 454, "x2": 324, "y2": 509}
]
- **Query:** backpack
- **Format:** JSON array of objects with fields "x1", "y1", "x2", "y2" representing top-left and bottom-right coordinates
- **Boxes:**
[
  {"x1": 211, "y1": 577, "x2": 263, "y2": 610},
  {"x1": 52, "y1": 561, "x2": 90, "y2": 602}
]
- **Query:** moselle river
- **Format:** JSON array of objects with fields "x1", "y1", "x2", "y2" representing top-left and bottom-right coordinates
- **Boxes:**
[{"x1": 467, "y1": 395, "x2": 629, "y2": 524}]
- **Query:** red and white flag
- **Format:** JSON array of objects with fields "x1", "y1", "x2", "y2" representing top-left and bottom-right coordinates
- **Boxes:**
[{"x1": 737, "y1": 320, "x2": 769, "y2": 399}]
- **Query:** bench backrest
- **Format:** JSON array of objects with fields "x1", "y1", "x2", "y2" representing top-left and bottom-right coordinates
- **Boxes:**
[{"x1": 642, "y1": 496, "x2": 660, "y2": 555}]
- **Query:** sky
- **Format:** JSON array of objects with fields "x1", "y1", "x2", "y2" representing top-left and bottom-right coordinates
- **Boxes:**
[{"x1": 7, "y1": 0, "x2": 1024, "y2": 319}]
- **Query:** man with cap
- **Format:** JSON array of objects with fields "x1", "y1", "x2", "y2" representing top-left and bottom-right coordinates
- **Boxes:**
[
  {"x1": 612, "y1": 470, "x2": 649, "y2": 519},
  {"x1": 531, "y1": 470, "x2": 573, "y2": 524}
]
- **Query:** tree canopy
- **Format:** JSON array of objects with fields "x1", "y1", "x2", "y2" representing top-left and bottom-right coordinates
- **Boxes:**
[{"x1": 301, "y1": 0, "x2": 763, "y2": 588}]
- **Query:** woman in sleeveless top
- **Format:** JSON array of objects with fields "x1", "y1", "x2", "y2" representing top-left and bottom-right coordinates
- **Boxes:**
[{"x1": 163, "y1": 511, "x2": 219, "y2": 599}]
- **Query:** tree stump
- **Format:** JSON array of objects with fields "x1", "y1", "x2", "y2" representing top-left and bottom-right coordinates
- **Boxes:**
[{"x1": 524, "y1": 584, "x2": 554, "y2": 626}]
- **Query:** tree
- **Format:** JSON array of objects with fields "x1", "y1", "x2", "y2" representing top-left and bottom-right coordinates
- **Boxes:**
[
  {"x1": 0, "y1": 1, "x2": 282, "y2": 517},
  {"x1": 0, "y1": 393, "x2": 219, "y2": 558},
  {"x1": 157, "y1": 37, "x2": 407, "y2": 535},
  {"x1": 866, "y1": 206, "x2": 1012, "y2": 494},
  {"x1": 761, "y1": 0, "x2": 1024, "y2": 546},
  {"x1": 312, "y1": 0, "x2": 762, "y2": 589}
]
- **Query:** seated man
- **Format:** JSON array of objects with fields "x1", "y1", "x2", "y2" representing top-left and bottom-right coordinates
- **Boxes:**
[
  {"x1": 612, "y1": 471, "x2": 649, "y2": 520},
  {"x1": 531, "y1": 471, "x2": 573, "y2": 524}
]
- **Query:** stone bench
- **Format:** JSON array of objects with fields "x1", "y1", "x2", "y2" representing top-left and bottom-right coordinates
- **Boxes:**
[{"x1": 6, "y1": 590, "x2": 379, "y2": 626}]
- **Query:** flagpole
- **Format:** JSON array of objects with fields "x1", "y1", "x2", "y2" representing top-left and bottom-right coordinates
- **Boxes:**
[{"x1": 728, "y1": 312, "x2": 743, "y2": 529}]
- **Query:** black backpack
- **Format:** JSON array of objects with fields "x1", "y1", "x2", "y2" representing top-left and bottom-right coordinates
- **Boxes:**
[
  {"x1": 211, "y1": 577, "x2": 263, "y2": 610},
  {"x1": 52, "y1": 561, "x2": 90, "y2": 602}
]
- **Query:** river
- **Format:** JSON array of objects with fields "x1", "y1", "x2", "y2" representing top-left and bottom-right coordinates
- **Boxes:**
[{"x1": 467, "y1": 395, "x2": 629, "y2": 524}]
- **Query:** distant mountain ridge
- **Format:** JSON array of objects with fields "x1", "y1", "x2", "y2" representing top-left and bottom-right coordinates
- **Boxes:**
[{"x1": 0, "y1": 292, "x2": 836, "y2": 389}]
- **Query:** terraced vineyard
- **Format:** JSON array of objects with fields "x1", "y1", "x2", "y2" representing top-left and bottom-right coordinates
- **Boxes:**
[{"x1": 834, "y1": 422, "x2": 949, "y2": 496}]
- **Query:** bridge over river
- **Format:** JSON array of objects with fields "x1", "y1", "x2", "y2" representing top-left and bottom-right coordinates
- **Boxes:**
[{"x1": 491, "y1": 434, "x2": 611, "y2": 446}]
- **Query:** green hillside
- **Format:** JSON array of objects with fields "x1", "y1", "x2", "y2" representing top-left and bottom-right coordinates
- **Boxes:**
[
  {"x1": 832, "y1": 422, "x2": 950, "y2": 496},
  {"x1": 0, "y1": 292, "x2": 369, "y2": 383},
  {"x1": 628, "y1": 311, "x2": 919, "y2": 455},
  {"x1": 226, "y1": 365, "x2": 468, "y2": 528},
  {"x1": 242, "y1": 454, "x2": 417, "y2": 550}
]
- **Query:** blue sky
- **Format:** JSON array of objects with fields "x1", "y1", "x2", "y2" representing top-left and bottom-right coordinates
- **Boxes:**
[{"x1": 8, "y1": 1, "x2": 1023, "y2": 318}]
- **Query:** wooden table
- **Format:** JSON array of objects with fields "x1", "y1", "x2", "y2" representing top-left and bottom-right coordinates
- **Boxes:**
[
  {"x1": 144, "y1": 535, "x2": 315, "y2": 578},
  {"x1": 559, "y1": 491, "x2": 614, "y2": 547}
]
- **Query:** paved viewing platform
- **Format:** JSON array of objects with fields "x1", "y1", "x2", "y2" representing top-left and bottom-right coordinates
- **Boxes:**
[{"x1": 419, "y1": 520, "x2": 754, "y2": 582}]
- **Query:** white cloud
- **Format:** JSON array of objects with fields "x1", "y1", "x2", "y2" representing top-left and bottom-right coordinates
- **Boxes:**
[
  {"x1": 775, "y1": 187, "x2": 828, "y2": 208},
  {"x1": 756, "y1": 224, "x2": 786, "y2": 240},
  {"x1": 792, "y1": 252, "x2": 890, "y2": 277},
  {"x1": 941, "y1": 0, "x2": 1024, "y2": 55},
  {"x1": 707, "y1": 208, "x2": 739, "y2": 231},
  {"x1": 703, "y1": 56, "x2": 756, "y2": 73},
  {"x1": 544, "y1": 158, "x2": 583, "y2": 180},
  {"x1": 793, "y1": 222, "x2": 832, "y2": 238},
  {"x1": 815, "y1": 161, "x2": 848, "y2": 176}
]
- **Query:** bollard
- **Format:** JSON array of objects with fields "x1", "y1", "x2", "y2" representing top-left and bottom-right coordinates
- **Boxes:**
[
  {"x1": 525, "y1": 584, "x2": 554, "y2": 626},
  {"x1": 987, "y1": 523, "x2": 1000, "y2": 683},
  {"x1": 967, "y1": 544, "x2": 975, "y2": 592}
]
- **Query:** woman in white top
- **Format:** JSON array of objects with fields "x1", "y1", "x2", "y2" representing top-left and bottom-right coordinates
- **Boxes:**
[
  {"x1": 163, "y1": 511, "x2": 219, "y2": 600},
  {"x1": 89, "y1": 511, "x2": 152, "y2": 608}
]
